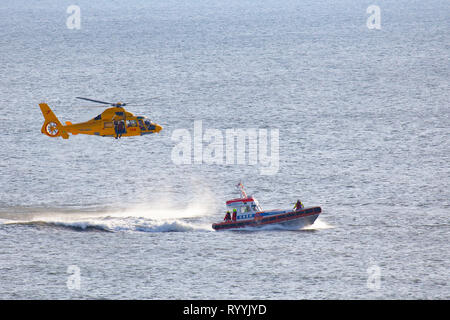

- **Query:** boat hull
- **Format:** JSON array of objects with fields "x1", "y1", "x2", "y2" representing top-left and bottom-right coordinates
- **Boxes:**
[{"x1": 212, "y1": 206, "x2": 321, "y2": 231}]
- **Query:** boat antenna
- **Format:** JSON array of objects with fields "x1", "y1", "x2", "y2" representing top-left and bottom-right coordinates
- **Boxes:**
[{"x1": 236, "y1": 182, "x2": 247, "y2": 198}]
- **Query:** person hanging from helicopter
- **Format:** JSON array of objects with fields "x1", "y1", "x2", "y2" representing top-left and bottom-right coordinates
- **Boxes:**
[
  {"x1": 114, "y1": 120, "x2": 119, "y2": 139},
  {"x1": 294, "y1": 199, "x2": 304, "y2": 211},
  {"x1": 117, "y1": 120, "x2": 125, "y2": 138},
  {"x1": 224, "y1": 211, "x2": 231, "y2": 222}
]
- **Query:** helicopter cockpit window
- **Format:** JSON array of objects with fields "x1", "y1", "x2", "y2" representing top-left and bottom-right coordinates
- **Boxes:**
[
  {"x1": 126, "y1": 120, "x2": 137, "y2": 127},
  {"x1": 94, "y1": 114, "x2": 102, "y2": 120},
  {"x1": 145, "y1": 120, "x2": 156, "y2": 131}
]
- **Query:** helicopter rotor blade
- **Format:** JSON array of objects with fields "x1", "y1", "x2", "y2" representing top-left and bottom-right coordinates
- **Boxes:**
[
  {"x1": 76, "y1": 97, "x2": 114, "y2": 105},
  {"x1": 74, "y1": 97, "x2": 160, "y2": 108},
  {"x1": 121, "y1": 98, "x2": 160, "y2": 107},
  {"x1": 77, "y1": 105, "x2": 110, "y2": 108}
]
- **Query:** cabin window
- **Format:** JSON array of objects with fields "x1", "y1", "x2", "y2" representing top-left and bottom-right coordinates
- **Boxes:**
[
  {"x1": 138, "y1": 120, "x2": 145, "y2": 130},
  {"x1": 145, "y1": 120, "x2": 155, "y2": 131},
  {"x1": 126, "y1": 120, "x2": 137, "y2": 127},
  {"x1": 104, "y1": 122, "x2": 113, "y2": 128},
  {"x1": 94, "y1": 114, "x2": 101, "y2": 120}
]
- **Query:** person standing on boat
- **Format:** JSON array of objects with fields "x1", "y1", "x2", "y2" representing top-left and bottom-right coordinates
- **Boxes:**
[
  {"x1": 294, "y1": 200, "x2": 303, "y2": 211},
  {"x1": 224, "y1": 211, "x2": 231, "y2": 221},
  {"x1": 232, "y1": 208, "x2": 237, "y2": 221}
]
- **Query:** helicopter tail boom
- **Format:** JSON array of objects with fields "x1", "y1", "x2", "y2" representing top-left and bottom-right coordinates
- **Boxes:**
[{"x1": 39, "y1": 103, "x2": 69, "y2": 139}]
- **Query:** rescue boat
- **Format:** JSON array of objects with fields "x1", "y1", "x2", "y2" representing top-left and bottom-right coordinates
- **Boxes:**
[{"x1": 212, "y1": 183, "x2": 321, "y2": 231}]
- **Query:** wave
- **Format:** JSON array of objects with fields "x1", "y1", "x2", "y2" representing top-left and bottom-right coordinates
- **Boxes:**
[
  {"x1": 1, "y1": 216, "x2": 213, "y2": 233},
  {"x1": 134, "y1": 220, "x2": 212, "y2": 233},
  {"x1": 302, "y1": 218, "x2": 334, "y2": 230},
  {"x1": 0, "y1": 197, "x2": 217, "y2": 233},
  {"x1": 4, "y1": 220, "x2": 112, "y2": 232}
]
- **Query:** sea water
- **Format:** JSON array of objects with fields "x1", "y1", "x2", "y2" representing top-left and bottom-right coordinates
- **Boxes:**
[{"x1": 0, "y1": 0, "x2": 448, "y2": 299}]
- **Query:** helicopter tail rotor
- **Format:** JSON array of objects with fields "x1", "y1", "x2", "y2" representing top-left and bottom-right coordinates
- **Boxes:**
[{"x1": 39, "y1": 103, "x2": 69, "y2": 139}]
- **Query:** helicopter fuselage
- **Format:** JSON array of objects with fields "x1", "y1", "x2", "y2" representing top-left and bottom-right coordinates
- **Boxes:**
[{"x1": 39, "y1": 104, "x2": 162, "y2": 139}]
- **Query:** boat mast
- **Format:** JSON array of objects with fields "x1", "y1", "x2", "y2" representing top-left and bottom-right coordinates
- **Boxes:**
[{"x1": 236, "y1": 182, "x2": 247, "y2": 198}]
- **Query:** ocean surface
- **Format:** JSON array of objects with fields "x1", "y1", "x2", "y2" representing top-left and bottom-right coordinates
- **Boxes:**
[{"x1": 0, "y1": 0, "x2": 449, "y2": 299}]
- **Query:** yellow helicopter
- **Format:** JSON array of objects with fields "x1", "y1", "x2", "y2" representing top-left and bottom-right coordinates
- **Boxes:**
[{"x1": 39, "y1": 97, "x2": 163, "y2": 139}]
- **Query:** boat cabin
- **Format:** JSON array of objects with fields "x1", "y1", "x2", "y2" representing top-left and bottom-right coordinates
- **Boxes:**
[{"x1": 225, "y1": 197, "x2": 263, "y2": 220}]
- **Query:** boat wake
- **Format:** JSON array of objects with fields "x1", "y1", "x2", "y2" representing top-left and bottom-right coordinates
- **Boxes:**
[
  {"x1": 4, "y1": 220, "x2": 113, "y2": 232},
  {"x1": 0, "y1": 200, "x2": 216, "y2": 233},
  {"x1": 1, "y1": 214, "x2": 213, "y2": 233},
  {"x1": 302, "y1": 218, "x2": 334, "y2": 230}
]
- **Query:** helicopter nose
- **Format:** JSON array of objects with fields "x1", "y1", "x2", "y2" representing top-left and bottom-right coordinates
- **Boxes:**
[{"x1": 155, "y1": 124, "x2": 163, "y2": 133}]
